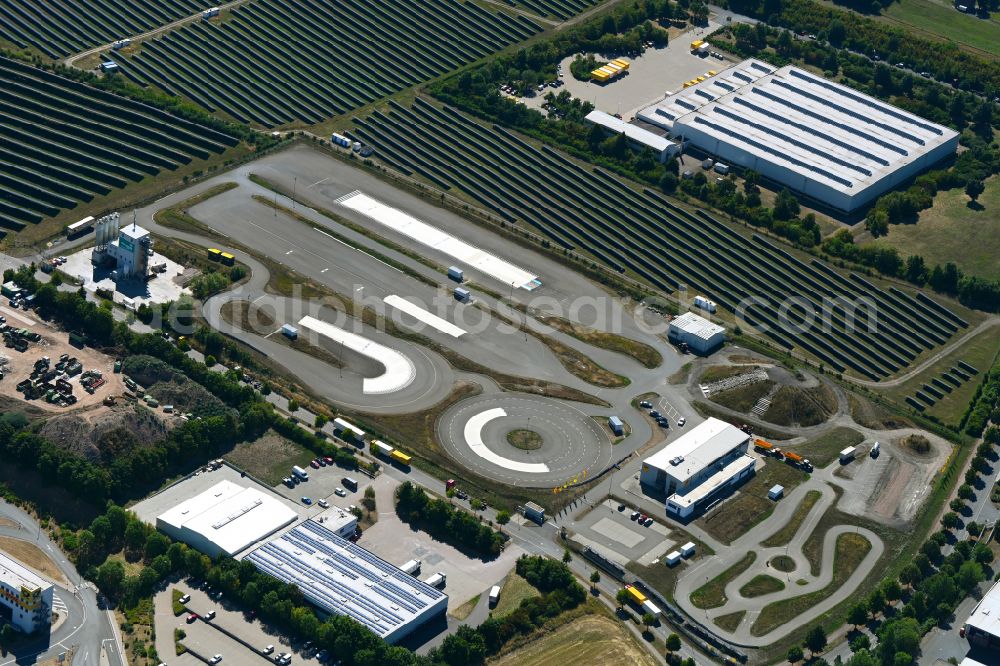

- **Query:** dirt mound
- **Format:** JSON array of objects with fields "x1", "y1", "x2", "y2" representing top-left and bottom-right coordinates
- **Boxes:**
[
  {"x1": 900, "y1": 434, "x2": 934, "y2": 457},
  {"x1": 122, "y1": 355, "x2": 234, "y2": 418},
  {"x1": 762, "y1": 384, "x2": 838, "y2": 427},
  {"x1": 38, "y1": 403, "x2": 172, "y2": 464}
]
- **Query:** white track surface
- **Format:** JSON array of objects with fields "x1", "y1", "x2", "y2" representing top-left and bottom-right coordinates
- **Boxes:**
[
  {"x1": 465, "y1": 408, "x2": 550, "y2": 474},
  {"x1": 297, "y1": 315, "x2": 416, "y2": 394},
  {"x1": 336, "y1": 191, "x2": 539, "y2": 289},
  {"x1": 384, "y1": 295, "x2": 466, "y2": 338}
]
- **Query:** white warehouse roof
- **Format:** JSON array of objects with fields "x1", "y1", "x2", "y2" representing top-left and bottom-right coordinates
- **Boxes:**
[
  {"x1": 966, "y1": 580, "x2": 1000, "y2": 639},
  {"x1": 644, "y1": 417, "x2": 749, "y2": 483},
  {"x1": 157, "y1": 480, "x2": 298, "y2": 557},
  {"x1": 0, "y1": 551, "x2": 51, "y2": 592},
  {"x1": 585, "y1": 109, "x2": 675, "y2": 154},
  {"x1": 639, "y1": 59, "x2": 959, "y2": 211},
  {"x1": 247, "y1": 519, "x2": 448, "y2": 643},
  {"x1": 670, "y1": 311, "x2": 725, "y2": 342}
]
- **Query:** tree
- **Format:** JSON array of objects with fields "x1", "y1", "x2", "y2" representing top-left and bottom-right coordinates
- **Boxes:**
[
  {"x1": 787, "y1": 645, "x2": 804, "y2": 663},
  {"x1": 847, "y1": 601, "x2": 869, "y2": 627},
  {"x1": 642, "y1": 612, "x2": 656, "y2": 632},
  {"x1": 959, "y1": 483, "x2": 975, "y2": 500},
  {"x1": 439, "y1": 625, "x2": 487, "y2": 666},
  {"x1": 941, "y1": 512, "x2": 961, "y2": 530},
  {"x1": 967, "y1": 521, "x2": 983, "y2": 537},
  {"x1": 666, "y1": 633, "x2": 681, "y2": 653},
  {"x1": 866, "y1": 208, "x2": 890, "y2": 237},
  {"x1": 495, "y1": 510, "x2": 510, "y2": 532},
  {"x1": 660, "y1": 171, "x2": 678, "y2": 194},
  {"x1": 773, "y1": 188, "x2": 801, "y2": 220},
  {"x1": 877, "y1": 617, "x2": 921, "y2": 664},
  {"x1": 562, "y1": 548, "x2": 572, "y2": 564},
  {"x1": 867, "y1": 587, "x2": 886, "y2": 617},
  {"x1": 590, "y1": 570, "x2": 601, "y2": 592},
  {"x1": 96, "y1": 559, "x2": 125, "y2": 597},
  {"x1": 287, "y1": 399, "x2": 299, "y2": 412},
  {"x1": 828, "y1": 19, "x2": 846, "y2": 46},
  {"x1": 315, "y1": 414, "x2": 328, "y2": 429},
  {"x1": 616, "y1": 588, "x2": 628, "y2": 610},
  {"x1": 966, "y1": 180, "x2": 985, "y2": 203},
  {"x1": 805, "y1": 625, "x2": 827, "y2": 656}
]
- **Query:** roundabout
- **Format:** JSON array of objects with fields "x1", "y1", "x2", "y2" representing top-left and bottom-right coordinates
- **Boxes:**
[{"x1": 437, "y1": 394, "x2": 613, "y2": 486}]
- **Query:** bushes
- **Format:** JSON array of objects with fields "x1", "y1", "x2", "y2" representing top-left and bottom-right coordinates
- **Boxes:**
[
  {"x1": 434, "y1": 556, "x2": 586, "y2": 665},
  {"x1": 395, "y1": 482, "x2": 505, "y2": 560}
]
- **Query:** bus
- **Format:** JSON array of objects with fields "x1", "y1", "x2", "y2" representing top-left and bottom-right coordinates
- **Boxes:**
[
  {"x1": 219, "y1": 251, "x2": 235, "y2": 266},
  {"x1": 207, "y1": 248, "x2": 222, "y2": 261}
]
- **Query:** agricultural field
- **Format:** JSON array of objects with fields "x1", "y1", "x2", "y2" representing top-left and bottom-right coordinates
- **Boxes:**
[
  {"x1": 510, "y1": 0, "x2": 602, "y2": 20},
  {"x1": 117, "y1": 0, "x2": 540, "y2": 127},
  {"x1": 880, "y1": 0, "x2": 1000, "y2": 58},
  {"x1": 0, "y1": 56, "x2": 238, "y2": 238},
  {"x1": 352, "y1": 99, "x2": 970, "y2": 381},
  {"x1": 0, "y1": 0, "x2": 206, "y2": 59}
]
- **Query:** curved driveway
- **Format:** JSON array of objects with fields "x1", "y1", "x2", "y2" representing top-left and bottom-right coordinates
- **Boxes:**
[{"x1": 0, "y1": 501, "x2": 123, "y2": 666}]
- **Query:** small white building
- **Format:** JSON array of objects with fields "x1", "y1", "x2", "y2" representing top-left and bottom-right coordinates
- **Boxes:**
[
  {"x1": 641, "y1": 417, "x2": 755, "y2": 519},
  {"x1": 106, "y1": 223, "x2": 152, "y2": 280},
  {"x1": 768, "y1": 484, "x2": 784, "y2": 500},
  {"x1": 312, "y1": 506, "x2": 358, "y2": 540},
  {"x1": 584, "y1": 109, "x2": 678, "y2": 162},
  {"x1": 668, "y1": 311, "x2": 726, "y2": 354},
  {"x1": 0, "y1": 551, "x2": 54, "y2": 634}
]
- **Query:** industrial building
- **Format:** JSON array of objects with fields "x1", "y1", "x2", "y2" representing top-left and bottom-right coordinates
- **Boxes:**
[
  {"x1": 668, "y1": 311, "x2": 726, "y2": 354},
  {"x1": 964, "y1": 580, "x2": 1000, "y2": 650},
  {"x1": 640, "y1": 418, "x2": 755, "y2": 518},
  {"x1": 91, "y1": 214, "x2": 152, "y2": 280},
  {"x1": 584, "y1": 110, "x2": 676, "y2": 162},
  {"x1": 0, "y1": 551, "x2": 53, "y2": 633},
  {"x1": 156, "y1": 480, "x2": 298, "y2": 558},
  {"x1": 637, "y1": 59, "x2": 959, "y2": 212},
  {"x1": 313, "y1": 506, "x2": 359, "y2": 540},
  {"x1": 247, "y1": 520, "x2": 448, "y2": 644}
]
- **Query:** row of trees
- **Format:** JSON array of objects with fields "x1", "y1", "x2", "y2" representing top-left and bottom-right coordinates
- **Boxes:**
[
  {"x1": 395, "y1": 482, "x2": 506, "y2": 560},
  {"x1": 962, "y1": 366, "x2": 1000, "y2": 436},
  {"x1": 726, "y1": 0, "x2": 1000, "y2": 95}
]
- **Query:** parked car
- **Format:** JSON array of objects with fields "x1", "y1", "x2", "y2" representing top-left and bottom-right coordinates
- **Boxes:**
[
  {"x1": 630, "y1": 511, "x2": 640, "y2": 521},
  {"x1": 617, "y1": 503, "x2": 626, "y2": 512},
  {"x1": 323, "y1": 456, "x2": 334, "y2": 465},
  {"x1": 310, "y1": 459, "x2": 321, "y2": 469},
  {"x1": 179, "y1": 594, "x2": 190, "y2": 604},
  {"x1": 639, "y1": 514, "x2": 648, "y2": 523},
  {"x1": 334, "y1": 487, "x2": 347, "y2": 497},
  {"x1": 186, "y1": 614, "x2": 198, "y2": 623},
  {"x1": 263, "y1": 645, "x2": 275, "y2": 654},
  {"x1": 301, "y1": 496, "x2": 313, "y2": 505},
  {"x1": 677, "y1": 417, "x2": 687, "y2": 427},
  {"x1": 205, "y1": 610, "x2": 216, "y2": 620},
  {"x1": 209, "y1": 655, "x2": 222, "y2": 664},
  {"x1": 318, "y1": 499, "x2": 329, "y2": 508},
  {"x1": 644, "y1": 517, "x2": 654, "y2": 526}
]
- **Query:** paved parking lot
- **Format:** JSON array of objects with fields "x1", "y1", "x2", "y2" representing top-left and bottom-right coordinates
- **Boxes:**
[
  {"x1": 269, "y1": 460, "x2": 364, "y2": 512},
  {"x1": 173, "y1": 581, "x2": 322, "y2": 664},
  {"x1": 358, "y1": 474, "x2": 525, "y2": 613},
  {"x1": 569, "y1": 499, "x2": 677, "y2": 566}
]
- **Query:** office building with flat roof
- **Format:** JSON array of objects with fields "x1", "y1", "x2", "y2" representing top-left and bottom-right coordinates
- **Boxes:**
[{"x1": 0, "y1": 551, "x2": 54, "y2": 633}]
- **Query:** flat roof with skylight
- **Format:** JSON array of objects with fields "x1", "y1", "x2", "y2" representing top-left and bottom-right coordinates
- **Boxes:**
[
  {"x1": 247, "y1": 519, "x2": 447, "y2": 643},
  {"x1": 643, "y1": 418, "x2": 750, "y2": 483}
]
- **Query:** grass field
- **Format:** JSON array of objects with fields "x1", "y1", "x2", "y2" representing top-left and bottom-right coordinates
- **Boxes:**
[
  {"x1": 881, "y1": 0, "x2": 1000, "y2": 57},
  {"x1": 223, "y1": 430, "x2": 315, "y2": 485},
  {"x1": 881, "y1": 326, "x2": 1000, "y2": 425},
  {"x1": 870, "y1": 176, "x2": 1000, "y2": 281},
  {"x1": 793, "y1": 427, "x2": 866, "y2": 468},
  {"x1": 714, "y1": 611, "x2": 746, "y2": 632},
  {"x1": 697, "y1": 461, "x2": 806, "y2": 544},
  {"x1": 690, "y1": 552, "x2": 756, "y2": 609},
  {"x1": 761, "y1": 490, "x2": 823, "y2": 548},
  {"x1": 751, "y1": 532, "x2": 872, "y2": 636},
  {"x1": 709, "y1": 381, "x2": 776, "y2": 413},
  {"x1": 761, "y1": 385, "x2": 838, "y2": 427},
  {"x1": 739, "y1": 574, "x2": 786, "y2": 598},
  {"x1": 490, "y1": 612, "x2": 657, "y2": 666},
  {"x1": 492, "y1": 574, "x2": 541, "y2": 617},
  {"x1": 537, "y1": 315, "x2": 662, "y2": 368},
  {"x1": 0, "y1": 536, "x2": 69, "y2": 586}
]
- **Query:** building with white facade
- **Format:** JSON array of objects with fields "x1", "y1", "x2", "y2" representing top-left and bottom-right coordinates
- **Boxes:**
[
  {"x1": 584, "y1": 109, "x2": 678, "y2": 162},
  {"x1": 668, "y1": 311, "x2": 726, "y2": 354},
  {"x1": 638, "y1": 59, "x2": 959, "y2": 212},
  {"x1": 156, "y1": 480, "x2": 298, "y2": 558},
  {"x1": 640, "y1": 418, "x2": 755, "y2": 518},
  {"x1": 964, "y1": 579, "x2": 1000, "y2": 650},
  {"x1": 0, "y1": 551, "x2": 54, "y2": 633},
  {"x1": 247, "y1": 519, "x2": 448, "y2": 644}
]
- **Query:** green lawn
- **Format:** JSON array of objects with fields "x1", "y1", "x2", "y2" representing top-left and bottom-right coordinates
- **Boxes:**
[
  {"x1": 869, "y1": 176, "x2": 1000, "y2": 282},
  {"x1": 881, "y1": 0, "x2": 1000, "y2": 57},
  {"x1": 761, "y1": 490, "x2": 823, "y2": 548},
  {"x1": 793, "y1": 427, "x2": 866, "y2": 469},
  {"x1": 739, "y1": 574, "x2": 786, "y2": 598},
  {"x1": 690, "y1": 552, "x2": 756, "y2": 609}
]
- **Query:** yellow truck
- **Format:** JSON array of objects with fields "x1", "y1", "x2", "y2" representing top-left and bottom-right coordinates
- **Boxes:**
[{"x1": 390, "y1": 449, "x2": 412, "y2": 465}]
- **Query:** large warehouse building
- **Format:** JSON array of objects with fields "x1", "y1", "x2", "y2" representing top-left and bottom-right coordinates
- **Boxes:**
[
  {"x1": 156, "y1": 480, "x2": 298, "y2": 558},
  {"x1": 0, "y1": 551, "x2": 53, "y2": 633},
  {"x1": 640, "y1": 418, "x2": 755, "y2": 518},
  {"x1": 247, "y1": 519, "x2": 448, "y2": 644},
  {"x1": 963, "y1": 580, "x2": 1000, "y2": 650},
  {"x1": 637, "y1": 58, "x2": 959, "y2": 212}
]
